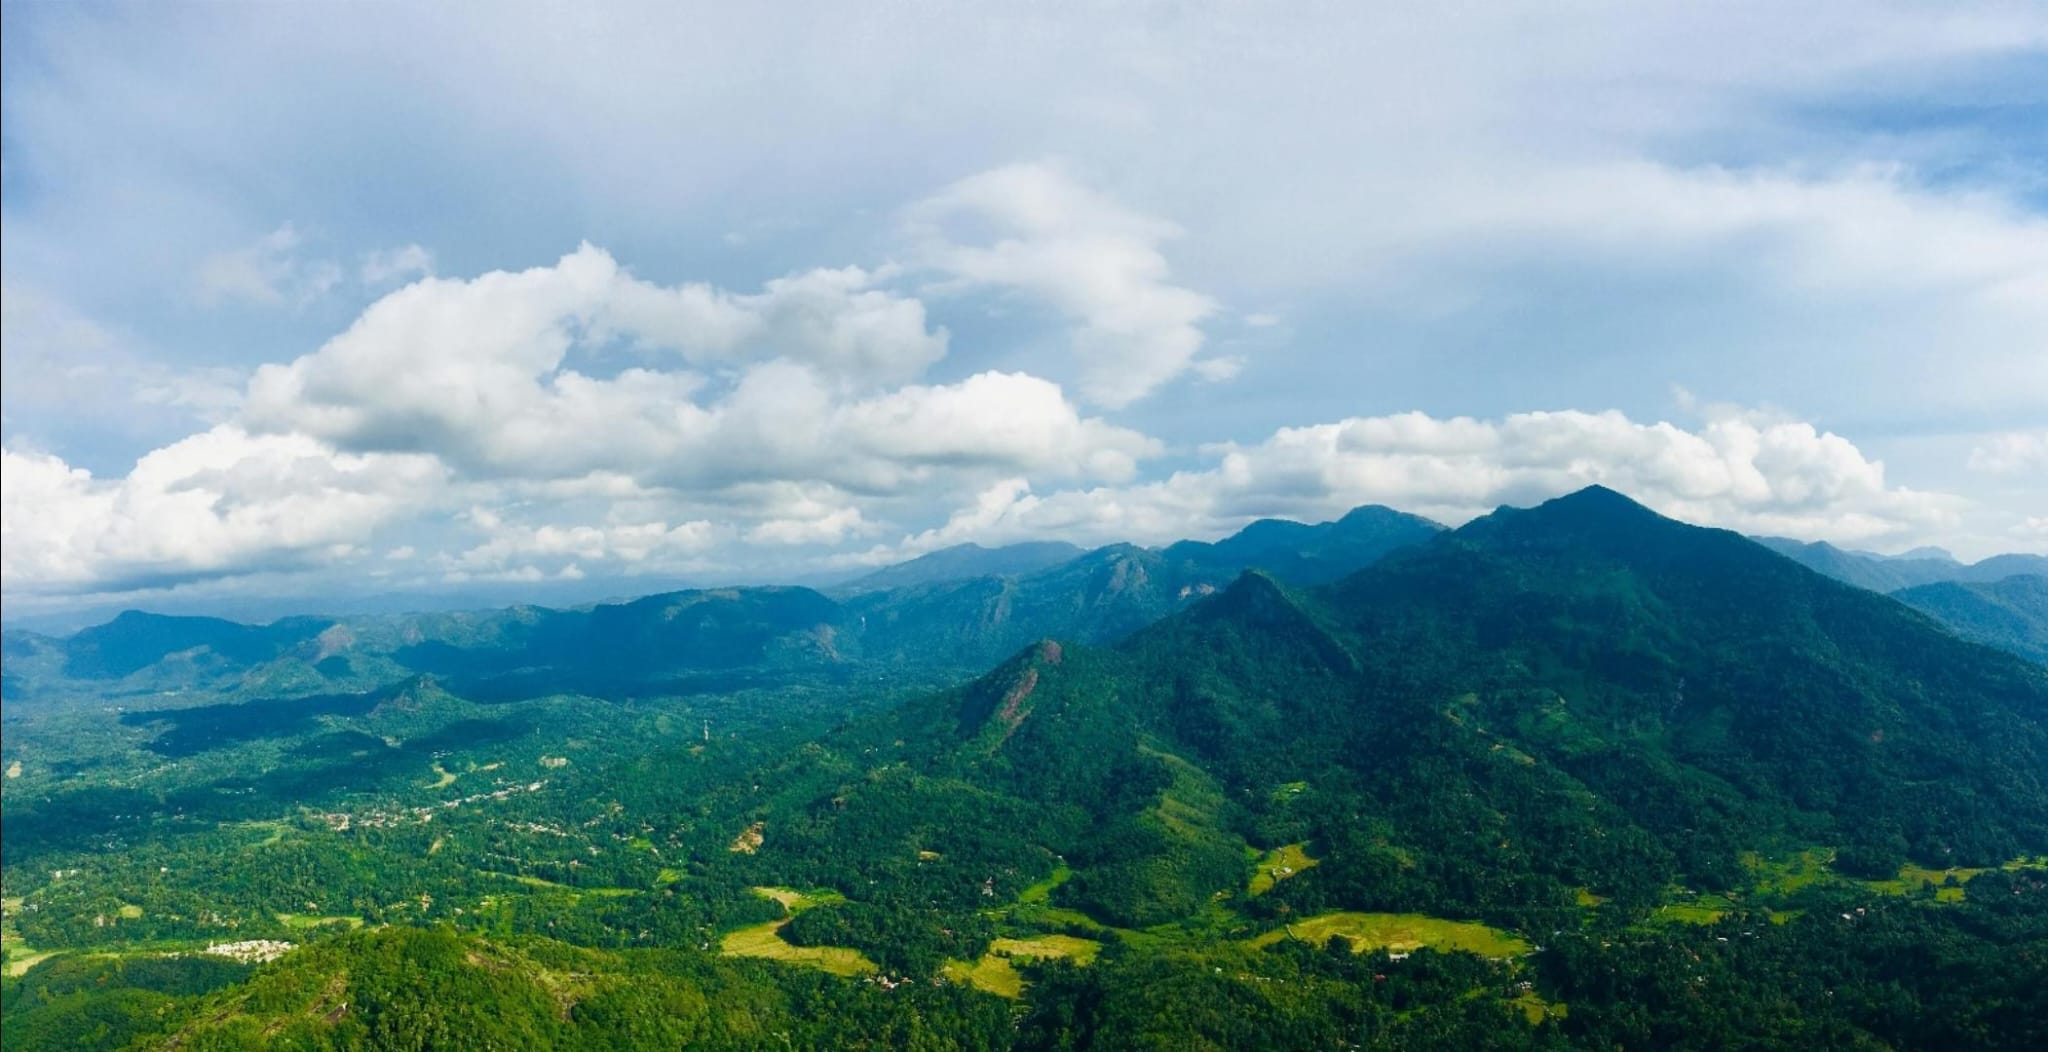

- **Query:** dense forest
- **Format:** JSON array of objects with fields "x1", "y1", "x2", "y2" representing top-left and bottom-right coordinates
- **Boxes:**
[{"x1": 4, "y1": 489, "x2": 2046, "y2": 1049}]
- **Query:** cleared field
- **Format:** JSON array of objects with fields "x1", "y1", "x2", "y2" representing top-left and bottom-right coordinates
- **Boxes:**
[
  {"x1": 484, "y1": 871, "x2": 637, "y2": 898},
  {"x1": 117, "y1": 904, "x2": 144, "y2": 920},
  {"x1": 721, "y1": 918, "x2": 876, "y2": 977},
  {"x1": 943, "y1": 954, "x2": 1024, "y2": 998},
  {"x1": 944, "y1": 933, "x2": 1103, "y2": 998},
  {"x1": 1247, "y1": 843, "x2": 1318, "y2": 897},
  {"x1": 277, "y1": 913, "x2": 365, "y2": 930},
  {"x1": 991, "y1": 934, "x2": 1101, "y2": 964},
  {"x1": 424, "y1": 763, "x2": 458, "y2": 789},
  {"x1": 1015, "y1": 865, "x2": 1071, "y2": 906},
  {"x1": 750, "y1": 886, "x2": 844, "y2": 913},
  {"x1": 1249, "y1": 912, "x2": 1530, "y2": 958},
  {"x1": 2, "y1": 900, "x2": 55, "y2": 977},
  {"x1": 1652, "y1": 903, "x2": 1728, "y2": 925}
]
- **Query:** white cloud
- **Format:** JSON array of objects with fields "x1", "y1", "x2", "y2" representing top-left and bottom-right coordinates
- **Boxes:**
[
  {"x1": 360, "y1": 244, "x2": 436, "y2": 285},
  {"x1": 242, "y1": 244, "x2": 1154, "y2": 490},
  {"x1": 1, "y1": 429, "x2": 443, "y2": 594},
  {"x1": 872, "y1": 405, "x2": 1963, "y2": 560},
  {"x1": 195, "y1": 224, "x2": 343, "y2": 308},
  {"x1": 906, "y1": 162, "x2": 1222, "y2": 407},
  {"x1": 1968, "y1": 430, "x2": 2048, "y2": 477},
  {"x1": 604, "y1": 262, "x2": 948, "y2": 387}
]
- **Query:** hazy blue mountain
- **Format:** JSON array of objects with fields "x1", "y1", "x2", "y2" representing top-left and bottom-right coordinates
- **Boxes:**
[
  {"x1": 1755, "y1": 536, "x2": 2047, "y2": 592},
  {"x1": 1894, "y1": 574, "x2": 2048, "y2": 665},
  {"x1": 834, "y1": 541, "x2": 1086, "y2": 594},
  {"x1": 58, "y1": 611, "x2": 337, "y2": 681},
  {"x1": 1161, "y1": 504, "x2": 1443, "y2": 585}
]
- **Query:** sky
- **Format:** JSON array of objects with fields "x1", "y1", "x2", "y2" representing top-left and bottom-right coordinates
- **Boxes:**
[{"x1": 2, "y1": 0, "x2": 2045, "y2": 623}]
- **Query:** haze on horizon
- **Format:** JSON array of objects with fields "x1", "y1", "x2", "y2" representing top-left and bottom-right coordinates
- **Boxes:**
[{"x1": 3, "y1": 1, "x2": 2045, "y2": 623}]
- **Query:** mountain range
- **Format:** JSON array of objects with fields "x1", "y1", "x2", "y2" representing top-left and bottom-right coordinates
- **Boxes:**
[{"x1": 6, "y1": 486, "x2": 2048, "y2": 1050}]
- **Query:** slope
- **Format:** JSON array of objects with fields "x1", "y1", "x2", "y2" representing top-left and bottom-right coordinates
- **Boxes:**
[{"x1": 1894, "y1": 574, "x2": 2048, "y2": 665}]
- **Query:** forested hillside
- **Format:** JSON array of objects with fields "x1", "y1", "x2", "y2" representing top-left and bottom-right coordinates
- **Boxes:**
[{"x1": 5, "y1": 489, "x2": 2046, "y2": 1049}]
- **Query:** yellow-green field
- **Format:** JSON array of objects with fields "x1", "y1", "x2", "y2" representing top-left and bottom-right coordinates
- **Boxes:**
[
  {"x1": 484, "y1": 871, "x2": 637, "y2": 898},
  {"x1": 2, "y1": 897, "x2": 55, "y2": 977},
  {"x1": 1513, "y1": 991, "x2": 1568, "y2": 1024},
  {"x1": 1652, "y1": 903, "x2": 1729, "y2": 925},
  {"x1": 277, "y1": 913, "x2": 365, "y2": 930},
  {"x1": 750, "y1": 886, "x2": 844, "y2": 912},
  {"x1": 1248, "y1": 912, "x2": 1530, "y2": 958},
  {"x1": 943, "y1": 934, "x2": 1104, "y2": 998},
  {"x1": 1248, "y1": 843, "x2": 1319, "y2": 897},
  {"x1": 991, "y1": 934, "x2": 1102, "y2": 964},
  {"x1": 720, "y1": 919, "x2": 876, "y2": 977},
  {"x1": 942, "y1": 954, "x2": 1024, "y2": 997}
]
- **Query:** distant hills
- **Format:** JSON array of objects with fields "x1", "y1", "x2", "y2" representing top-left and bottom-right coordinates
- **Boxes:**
[
  {"x1": 0, "y1": 505, "x2": 1446, "y2": 706},
  {"x1": 1893, "y1": 574, "x2": 2048, "y2": 666},
  {"x1": 7, "y1": 498, "x2": 2044, "y2": 715},
  {"x1": 833, "y1": 541, "x2": 1086, "y2": 594},
  {"x1": 1754, "y1": 536, "x2": 2046, "y2": 593}
]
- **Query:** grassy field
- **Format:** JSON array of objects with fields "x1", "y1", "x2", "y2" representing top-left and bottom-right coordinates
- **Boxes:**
[
  {"x1": 1248, "y1": 912, "x2": 1530, "y2": 958},
  {"x1": 719, "y1": 887, "x2": 874, "y2": 976},
  {"x1": 720, "y1": 919, "x2": 876, "y2": 977},
  {"x1": 992, "y1": 934, "x2": 1102, "y2": 964},
  {"x1": 1652, "y1": 902, "x2": 1730, "y2": 925},
  {"x1": 943, "y1": 954, "x2": 1025, "y2": 997},
  {"x1": 1247, "y1": 843, "x2": 1318, "y2": 897},
  {"x1": 277, "y1": 912, "x2": 366, "y2": 930},
  {"x1": 483, "y1": 871, "x2": 638, "y2": 898},
  {"x1": 750, "y1": 886, "x2": 845, "y2": 912},
  {"x1": 2, "y1": 896, "x2": 56, "y2": 977},
  {"x1": 943, "y1": 934, "x2": 1103, "y2": 998}
]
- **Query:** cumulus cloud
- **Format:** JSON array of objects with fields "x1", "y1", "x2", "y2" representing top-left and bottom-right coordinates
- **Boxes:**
[
  {"x1": 1, "y1": 429, "x2": 444, "y2": 594},
  {"x1": 868, "y1": 405, "x2": 1961, "y2": 561},
  {"x1": 242, "y1": 245, "x2": 1152, "y2": 491},
  {"x1": 906, "y1": 162, "x2": 1222, "y2": 407},
  {"x1": 5, "y1": 242, "x2": 1160, "y2": 596}
]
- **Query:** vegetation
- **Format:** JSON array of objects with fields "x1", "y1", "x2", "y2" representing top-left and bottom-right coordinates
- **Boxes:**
[{"x1": 5, "y1": 488, "x2": 2046, "y2": 1048}]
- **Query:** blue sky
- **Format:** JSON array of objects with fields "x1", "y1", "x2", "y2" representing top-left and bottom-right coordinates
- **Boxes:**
[{"x1": 3, "y1": 1, "x2": 2045, "y2": 619}]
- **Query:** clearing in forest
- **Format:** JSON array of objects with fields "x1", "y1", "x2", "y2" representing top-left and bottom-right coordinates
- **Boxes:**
[
  {"x1": 943, "y1": 934, "x2": 1103, "y2": 998},
  {"x1": 1249, "y1": 912, "x2": 1530, "y2": 958},
  {"x1": 720, "y1": 918, "x2": 875, "y2": 977},
  {"x1": 1247, "y1": 843, "x2": 1318, "y2": 896},
  {"x1": 990, "y1": 934, "x2": 1101, "y2": 964},
  {"x1": 277, "y1": 913, "x2": 365, "y2": 930},
  {"x1": 720, "y1": 886, "x2": 873, "y2": 976},
  {"x1": 943, "y1": 954, "x2": 1024, "y2": 997}
]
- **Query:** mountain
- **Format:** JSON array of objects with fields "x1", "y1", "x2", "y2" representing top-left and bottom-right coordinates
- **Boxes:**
[
  {"x1": 1755, "y1": 536, "x2": 2048, "y2": 593},
  {"x1": 7, "y1": 505, "x2": 1441, "y2": 704},
  {"x1": 834, "y1": 541, "x2": 1086, "y2": 594},
  {"x1": 1894, "y1": 574, "x2": 2048, "y2": 665},
  {"x1": 1161, "y1": 504, "x2": 1443, "y2": 585},
  {"x1": 745, "y1": 486, "x2": 2048, "y2": 944},
  {"x1": 845, "y1": 506, "x2": 1440, "y2": 668},
  {"x1": 58, "y1": 611, "x2": 337, "y2": 681}
]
